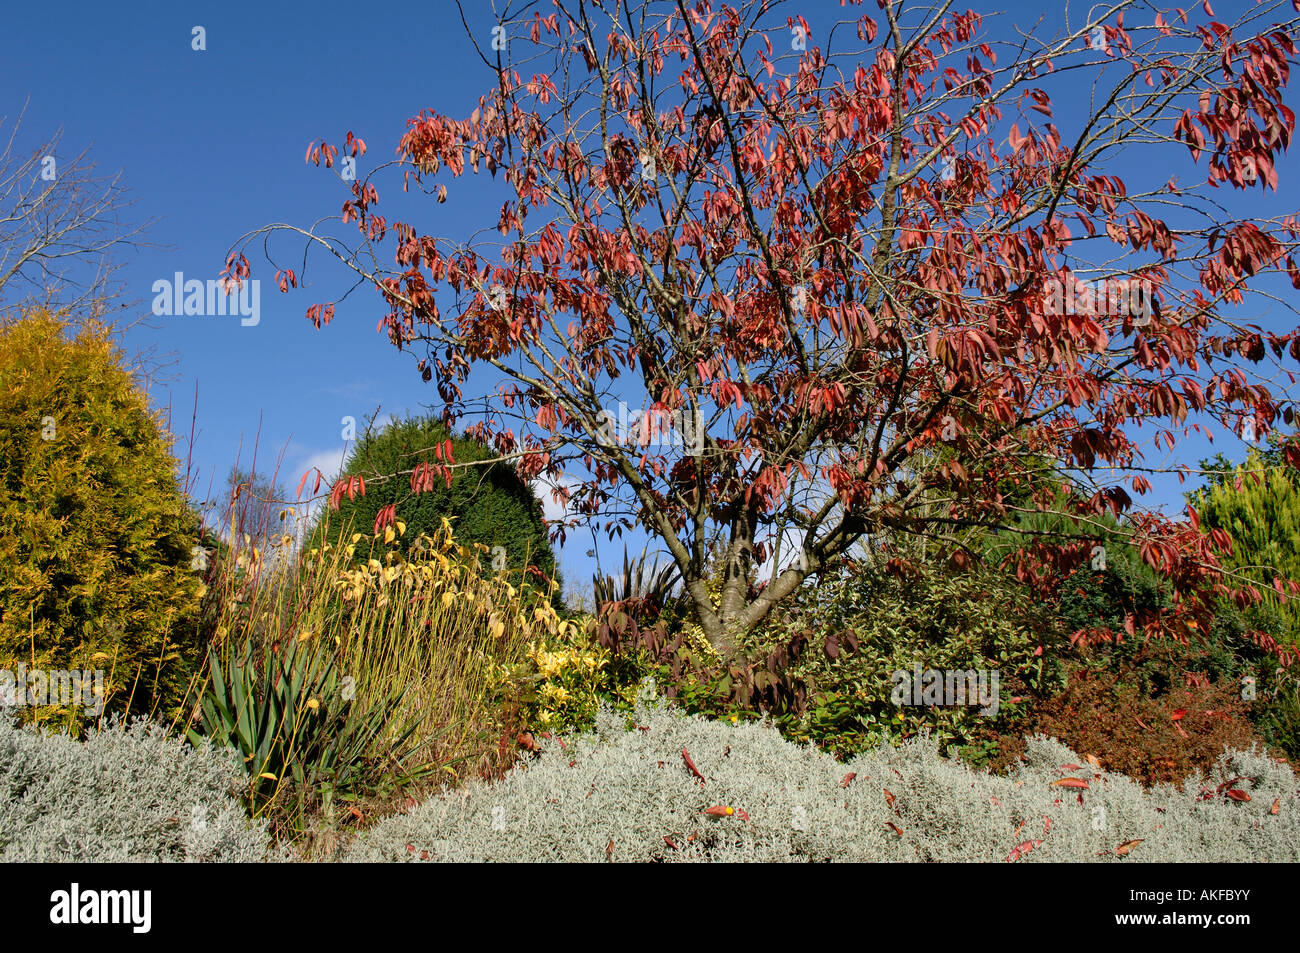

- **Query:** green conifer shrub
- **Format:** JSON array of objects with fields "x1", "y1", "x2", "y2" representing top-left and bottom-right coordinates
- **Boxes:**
[
  {"x1": 304, "y1": 413, "x2": 558, "y2": 591},
  {"x1": 0, "y1": 310, "x2": 205, "y2": 725},
  {"x1": 1188, "y1": 448, "x2": 1300, "y2": 644}
]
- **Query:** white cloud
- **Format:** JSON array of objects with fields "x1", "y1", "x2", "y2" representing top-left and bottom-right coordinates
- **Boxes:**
[
  {"x1": 297, "y1": 446, "x2": 349, "y2": 488},
  {"x1": 277, "y1": 445, "x2": 351, "y2": 543},
  {"x1": 531, "y1": 474, "x2": 584, "y2": 523}
]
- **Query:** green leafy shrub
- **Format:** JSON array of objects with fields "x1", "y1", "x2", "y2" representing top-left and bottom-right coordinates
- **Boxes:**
[
  {"x1": 617, "y1": 554, "x2": 1064, "y2": 764},
  {"x1": 338, "y1": 685, "x2": 1300, "y2": 862},
  {"x1": 0, "y1": 309, "x2": 205, "y2": 726},
  {"x1": 775, "y1": 557, "x2": 1065, "y2": 762},
  {"x1": 488, "y1": 616, "x2": 640, "y2": 737},
  {"x1": 305, "y1": 413, "x2": 558, "y2": 595},
  {"x1": 0, "y1": 714, "x2": 272, "y2": 862}
]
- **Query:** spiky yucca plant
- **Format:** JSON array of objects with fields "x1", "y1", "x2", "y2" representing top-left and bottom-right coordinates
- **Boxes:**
[{"x1": 593, "y1": 546, "x2": 680, "y2": 611}]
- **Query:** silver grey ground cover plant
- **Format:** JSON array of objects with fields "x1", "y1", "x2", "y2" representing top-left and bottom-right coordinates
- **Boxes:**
[
  {"x1": 4, "y1": 685, "x2": 1297, "y2": 862},
  {"x1": 0, "y1": 714, "x2": 273, "y2": 862},
  {"x1": 341, "y1": 683, "x2": 1300, "y2": 862}
]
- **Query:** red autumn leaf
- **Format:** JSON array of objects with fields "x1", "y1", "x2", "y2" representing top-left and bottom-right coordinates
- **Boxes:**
[
  {"x1": 681, "y1": 748, "x2": 705, "y2": 783},
  {"x1": 1225, "y1": 789, "x2": 1251, "y2": 802},
  {"x1": 1171, "y1": 708, "x2": 1187, "y2": 721},
  {"x1": 1005, "y1": 839, "x2": 1043, "y2": 862},
  {"x1": 702, "y1": 805, "x2": 736, "y2": 817},
  {"x1": 1051, "y1": 778, "x2": 1090, "y2": 789},
  {"x1": 884, "y1": 822, "x2": 903, "y2": 837},
  {"x1": 841, "y1": 772, "x2": 857, "y2": 788},
  {"x1": 1115, "y1": 839, "x2": 1144, "y2": 857},
  {"x1": 1271, "y1": 798, "x2": 1281, "y2": 815},
  {"x1": 883, "y1": 788, "x2": 897, "y2": 810}
]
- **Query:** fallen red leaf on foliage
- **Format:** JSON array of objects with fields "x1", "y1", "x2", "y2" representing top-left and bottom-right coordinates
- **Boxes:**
[
  {"x1": 1115, "y1": 839, "x2": 1144, "y2": 857},
  {"x1": 1051, "y1": 778, "x2": 1089, "y2": 789},
  {"x1": 1005, "y1": 839, "x2": 1043, "y2": 862},
  {"x1": 682, "y1": 748, "x2": 705, "y2": 783},
  {"x1": 841, "y1": 772, "x2": 857, "y2": 787}
]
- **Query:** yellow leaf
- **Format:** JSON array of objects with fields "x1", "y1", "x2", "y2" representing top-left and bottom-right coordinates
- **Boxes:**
[
  {"x1": 396, "y1": 520, "x2": 407, "y2": 537},
  {"x1": 259, "y1": 773, "x2": 277, "y2": 781}
]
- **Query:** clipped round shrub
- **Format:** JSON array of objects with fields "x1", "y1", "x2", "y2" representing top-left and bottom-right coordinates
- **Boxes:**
[
  {"x1": 0, "y1": 310, "x2": 205, "y2": 724},
  {"x1": 306, "y1": 413, "x2": 558, "y2": 588},
  {"x1": 0, "y1": 714, "x2": 272, "y2": 862},
  {"x1": 338, "y1": 684, "x2": 1300, "y2": 863}
]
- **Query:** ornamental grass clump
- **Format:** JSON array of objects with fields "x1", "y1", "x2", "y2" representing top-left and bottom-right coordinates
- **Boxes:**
[
  {"x1": 340, "y1": 683, "x2": 1300, "y2": 863},
  {"x1": 188, "y1": 508, "x2": 571, "y2": 833}
]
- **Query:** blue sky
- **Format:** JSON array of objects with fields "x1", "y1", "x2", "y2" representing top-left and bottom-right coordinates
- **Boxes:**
[{"x1": 3, "y1": 0, "x2": 1295, "y2": 594}]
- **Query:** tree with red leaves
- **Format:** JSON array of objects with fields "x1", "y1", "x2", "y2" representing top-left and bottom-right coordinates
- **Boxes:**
[{"x1": 236, "y1": 0, "x2": 1300, "y2": 659}]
